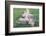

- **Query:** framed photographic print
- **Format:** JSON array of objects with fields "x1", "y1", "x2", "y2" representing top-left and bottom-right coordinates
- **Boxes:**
[{"x1": 5, "y1": 1, "x2": 45, "y2": 35}]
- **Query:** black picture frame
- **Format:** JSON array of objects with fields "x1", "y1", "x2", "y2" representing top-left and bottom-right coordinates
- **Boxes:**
[{"x1": 5, "y1": 1, "x2": 45, "y2": 35}]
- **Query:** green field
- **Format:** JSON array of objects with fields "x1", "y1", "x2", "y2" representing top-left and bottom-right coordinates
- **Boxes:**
[{"x1": 13, "y1": 8, "x2": 39, "y2": 28}]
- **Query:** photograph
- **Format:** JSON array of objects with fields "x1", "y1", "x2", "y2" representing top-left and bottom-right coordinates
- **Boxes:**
[
  {"x1": 5, "y1": 1, "x2": 45, "y2": 35},
  {"x1": 13, "y1": 8, "x2": 39, "y2": 27}
]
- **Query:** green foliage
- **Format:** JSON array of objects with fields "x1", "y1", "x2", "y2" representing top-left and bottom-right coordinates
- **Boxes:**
[{"x1": 13, "y1": 8, "x2": 39, "y2": 28}]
